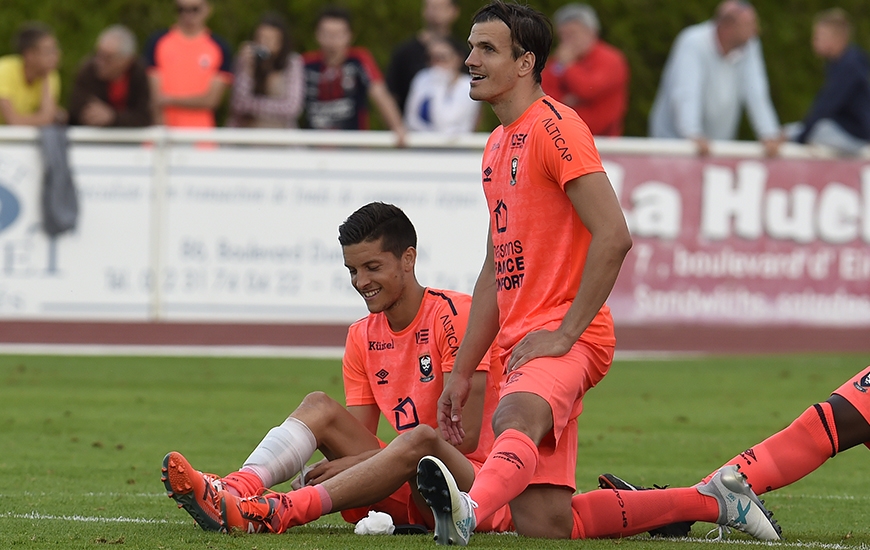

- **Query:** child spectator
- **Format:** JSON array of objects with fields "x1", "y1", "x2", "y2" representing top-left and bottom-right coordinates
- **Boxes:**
[
  {"x1": 404, "y1": 36, "x2": 479, "y2": 135},
  {"x1": 0, "y1": 22, "x2": 65, "y2": 126},
  {"x1": 302, "y1": 6, "x2": 406, "y2": 146}
]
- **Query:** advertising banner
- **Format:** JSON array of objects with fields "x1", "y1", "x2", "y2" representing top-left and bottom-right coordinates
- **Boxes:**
[
  {"x1": 0, "y1": 141, "x2": 867, "y2": 328},
  {"x1": 607, "y1": 155, "x2": 870, "y2": 326}
]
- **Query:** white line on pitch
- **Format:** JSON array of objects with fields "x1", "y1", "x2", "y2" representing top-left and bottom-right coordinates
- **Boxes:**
[
  {"x1": 673, "y1": 538, "x2": 868, "y2": 549},
  {"x1": 0, "y1": 511, "x2": 188, "y2": 525}
]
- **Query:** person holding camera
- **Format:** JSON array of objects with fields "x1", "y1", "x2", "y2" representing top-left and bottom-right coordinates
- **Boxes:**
[{"x1": 228, "y1": 12, "x2": 304, "y2": 128}]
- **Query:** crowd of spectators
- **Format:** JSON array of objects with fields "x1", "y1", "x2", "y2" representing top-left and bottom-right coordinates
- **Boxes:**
[{"x1": 0, "y1": 0, "x2": 867, "y2": 155}]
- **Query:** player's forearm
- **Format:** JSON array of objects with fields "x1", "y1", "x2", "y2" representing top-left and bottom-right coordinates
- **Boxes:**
[
  {"x1": 453, "y1": 264, "x2": 500, "y2": 380},
  {"x1": 1, "y1": 105, "x2": 55, "y2": 126},
  {"x1": 557, "y1": 230, "x2": 631, "y2": 341}
]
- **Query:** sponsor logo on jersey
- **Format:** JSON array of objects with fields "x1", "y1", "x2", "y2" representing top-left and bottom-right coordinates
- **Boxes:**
[
  {"x1": 493, "y1": 200, "x2": 508, "y2": 233},
  {"x1": 855, "y1": 373, "x2": 870, "y2": 392},
  {"x1": 541, "y1": 117, "x2": 574, "y2": 161},
  {"x1": 369, "y1": 340, "x2": 395, "y2": 351},
  {"x1": 510, "y1": 133, "x2": 527, "y2": 149},
  {"x1": 419, "y1": 354, "x2": 434, "y2": 382},
  {"x1": 510, "y1": 156, "x2": 518, "y2": 186},
  {"x1": 483, "y1": 166, "x2": 493, "y2": 183},
  {"x1": 393, "y1": 396, "x2": 420, "y2": 430},
  {"x1": 439, "y1": 315, "x2": 460, "y2": 356},
  {"x1": 415, "y1": 329, "x2": 429, "y2": 345},
  {"x1": 376, "y1": 369, "x2": 389, "y2": 385}
]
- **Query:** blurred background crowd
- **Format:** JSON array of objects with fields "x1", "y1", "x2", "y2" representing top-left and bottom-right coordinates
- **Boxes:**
[{"x1": 0, "y1": 0, "x2": 868, "y2": 155}]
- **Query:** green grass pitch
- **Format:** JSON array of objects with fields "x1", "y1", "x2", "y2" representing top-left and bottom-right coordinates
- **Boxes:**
[{"x1": 1, "y1": 352, "x2": 869, "y2": 549}]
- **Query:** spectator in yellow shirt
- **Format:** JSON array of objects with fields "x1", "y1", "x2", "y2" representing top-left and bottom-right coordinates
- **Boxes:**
[{"x1": 0, "y1": 22, "x2": 66, "y2": 126}]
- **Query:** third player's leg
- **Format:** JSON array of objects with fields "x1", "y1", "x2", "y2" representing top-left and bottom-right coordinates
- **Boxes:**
[{"x1": 829, "y1": 394, "x2": 870, "y2": 452}]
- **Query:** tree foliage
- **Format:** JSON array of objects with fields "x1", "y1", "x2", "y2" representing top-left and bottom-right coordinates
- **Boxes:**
[{"x1": 1, "y1": 0, "x2": 867, "y2": 136}]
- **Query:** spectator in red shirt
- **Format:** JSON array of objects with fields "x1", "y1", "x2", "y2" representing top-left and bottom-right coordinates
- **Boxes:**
[
  {"x1": 302, "y1": 6, "x2": 407, "y2": 146},
  {"x1": 541, "y1": 3, "x2": 629, "y2": 136},
  {"x1": 144, "y1": 0, "x2": 233, "y2": 127},
  {"x1": 69, "y1": 25, "x2": 151, "y2": 127}
]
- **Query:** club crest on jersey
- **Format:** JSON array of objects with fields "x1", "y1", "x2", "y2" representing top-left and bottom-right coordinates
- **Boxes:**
[
  {"x1": 854, "y1": 373, "x2": 870, "y2": 392},
  {"x1": 510, "y1": 156, "x2": 518, "y2": 186},
  {"x1": 419, "y1": 354, "x2": 434, "y2": 382}
]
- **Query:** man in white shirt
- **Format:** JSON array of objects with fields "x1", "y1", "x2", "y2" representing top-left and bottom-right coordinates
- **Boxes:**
[{"x1": 648, "y1": 0, "x2": 783, "y2": 156}]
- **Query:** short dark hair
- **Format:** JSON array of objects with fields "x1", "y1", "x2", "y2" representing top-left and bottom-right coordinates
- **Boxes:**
[
  {"x1": 14, "y1": 22, "x2": 53, "y2": 55},
  {"x1": 316, "y1": 5, "x2": 353, "y2": 31},
  {"x1": 814, "y1": 8, "x2": 852, "y2": 39},
  {"x1": 472, "y1": 1, "x2": 552, "y2": 84},
  {"x1": 338, "y1": 202, "x2": 417, "y2": 258}
]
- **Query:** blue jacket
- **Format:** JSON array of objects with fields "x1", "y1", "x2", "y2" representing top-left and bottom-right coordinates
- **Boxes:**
[{"x1": 799, "y1": 45, "x2": 870, "y2": 142}]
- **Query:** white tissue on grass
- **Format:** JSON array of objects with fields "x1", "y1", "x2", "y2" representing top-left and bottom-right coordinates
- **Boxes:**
[{"x1": 354, "y1": 511, "x2": 395, "y2": 535}]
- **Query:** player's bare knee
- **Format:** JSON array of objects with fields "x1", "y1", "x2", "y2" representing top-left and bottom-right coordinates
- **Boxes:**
[
  {"x1": 297, "y1": 391, "x2": 342, "y2": 422},
  {"x1": 515, "y1": 518, "x2": 572, "y2": 539},
  {"x1": 399, "y1": 424, "x2": 440, "y2": 454},
  {"x1": 512, "y1": 506, "x2": 572, "y2": 539}
]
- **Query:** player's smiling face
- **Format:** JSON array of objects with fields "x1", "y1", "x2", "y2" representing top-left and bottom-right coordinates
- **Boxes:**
[
  {"x1": 342, "y1": 238, "x2": 412, "y2": 315},
  {"x1": 466, "y1": 20, "x2": 524, "y2": 104}
]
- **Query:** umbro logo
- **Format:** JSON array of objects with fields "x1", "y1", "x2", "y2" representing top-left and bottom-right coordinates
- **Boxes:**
[
  {"x1": 505, "y1": 370, "x2": 523, "y2": 385},
  {"x1": 483, "y1": 166, "x2": 493, "y2": 183},
  {"x1": 493, "y1": 451, "x2": 524, "y2": 470},
  {"x1": 740, "y1": 448, "x2": 757, "y2": 463},
  {"x1": 376, "y1": 369, "x2": 389, "y2": 385}
]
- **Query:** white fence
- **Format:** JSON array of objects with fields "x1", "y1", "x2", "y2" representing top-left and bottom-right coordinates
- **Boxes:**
[{"x1": 0, "y1": 127, "x2": 866, "y2": 328}]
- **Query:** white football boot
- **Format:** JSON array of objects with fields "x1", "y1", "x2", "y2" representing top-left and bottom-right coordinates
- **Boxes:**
[
  {"x1": 696, "y1": 465, "x2": 782, "y2": 541},
  {"x1": 417, "y1": 455, "x2": 477, "y2": 546}
]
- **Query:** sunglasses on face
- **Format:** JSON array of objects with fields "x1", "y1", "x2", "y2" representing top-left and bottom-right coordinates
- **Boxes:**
[{"x1": 176, "y1": 4, "x2": 203, "y2": 14}]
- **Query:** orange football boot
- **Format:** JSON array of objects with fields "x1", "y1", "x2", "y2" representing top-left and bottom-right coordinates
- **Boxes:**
[
  {"x1": 161, "y1": 451, "x2": 225, "y2": 532},
  {"x1": 220, "y1": 486, "x2": 322, "y2": 534}
]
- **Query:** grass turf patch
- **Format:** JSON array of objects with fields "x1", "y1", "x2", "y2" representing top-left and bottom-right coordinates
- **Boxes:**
[{"x1": 1, "y1": 352, "x2": 869, "y2": 549}]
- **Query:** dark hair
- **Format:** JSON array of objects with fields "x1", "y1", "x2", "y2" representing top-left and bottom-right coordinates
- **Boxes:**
[
  {"x1": 316, "y1": 5, "x2": 353, "y2": 31},
  {"x1": 14, "y1": 22, "x2": 53, "y2": 55},
  {"x1": 338, "y1": 202, "x2": 417, "y2": 258},
  {"x1": 253, "y1": 12, "x2": 293, "y2": 96},
  {"x1": 472, "y1": 1, "x2": 552, "y2": 84}
]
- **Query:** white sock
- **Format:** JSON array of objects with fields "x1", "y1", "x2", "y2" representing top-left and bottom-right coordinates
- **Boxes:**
[{"x1": 240, "y1": 416, "x2": 317, "y2": 488}]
